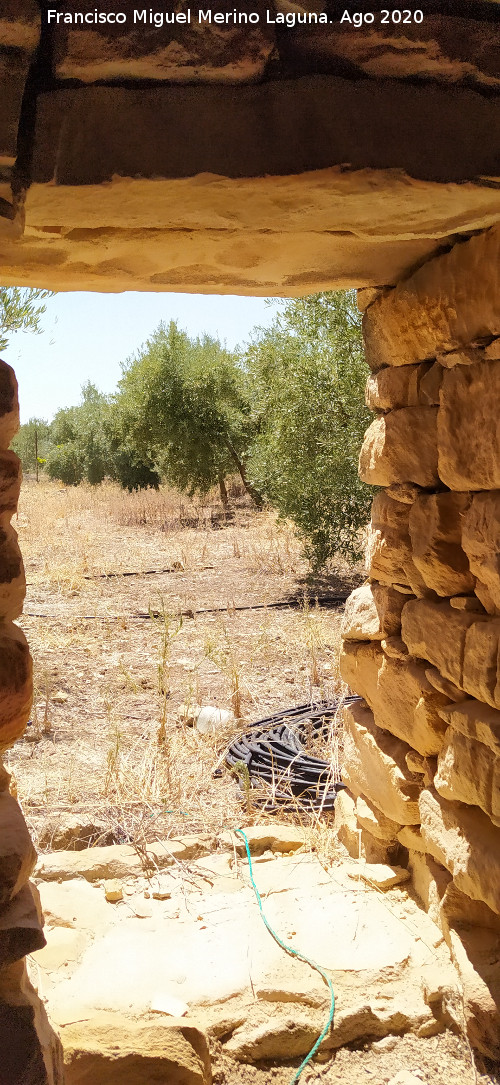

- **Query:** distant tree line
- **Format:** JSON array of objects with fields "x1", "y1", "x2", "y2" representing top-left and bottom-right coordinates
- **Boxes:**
[{"x1": 11, "y1": 291, "x2": 372, "y2": 567}]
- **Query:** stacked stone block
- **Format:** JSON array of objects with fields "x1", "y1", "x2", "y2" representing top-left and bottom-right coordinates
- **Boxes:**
[
  {"x1": 0, "y1": 359, "x2": 63, "y2": 1083},
  {"x1": 340, "y1": 223, "x2": 500, "y2": 1059}
]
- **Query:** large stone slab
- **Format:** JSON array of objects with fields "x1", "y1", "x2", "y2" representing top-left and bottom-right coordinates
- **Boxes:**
[
  {"x1": 438, "y1": 360, "x2": 500, "y2": 490},
  {"x1": 359, "y1": 407, "x2": 439, "y2": 488},
  {"x1": 36, "y1": 835, "x2": 213, "y2": 882},
  {"x1": 365, "y1": 363, "x2": 427, "y2": 411},
  {"x1": 0, "y1": 360, "x2": 19, "y2": 451},
  {"x1": 0, "y1": 791, "x2": 37, "y2": 905},
  {"x1": 462, "y1": 491, "x2": 500, "y2": 612},
  {"x1": 342, "y1": 700, "x2": 421, "y2": 824},
  {"x1": 448, "y1": 925, "x2": 500, "y2": 1061},
  {"x1": 408, "y1": 491, "x2": 474, "y2": 597},
  {"x1": 36, "y1": 850, "x2": 456, "y2": 1060},
  {"x1": 435, "y1": 726, "x2": 500, "y2": 827},
  {"x1": 363, "y1": 224, "x2": 500, "y2": 370},
  {"x1": 340, "y1": 641, "x2": 448, "y2": 756},
  {"x1": 51, "y1": 0, "x2": 275, "y2": 83},
  {"x1": 419, "y1": 788, "x2": 500, "y2": 915},
  {"x1": 341, "y1": 581, "x2": 404, "y2": 642}
]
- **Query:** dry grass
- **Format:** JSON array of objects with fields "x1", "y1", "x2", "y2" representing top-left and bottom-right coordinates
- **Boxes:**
[{"x1": 9, "y1": 479, "x2": 361, "y2": 855}]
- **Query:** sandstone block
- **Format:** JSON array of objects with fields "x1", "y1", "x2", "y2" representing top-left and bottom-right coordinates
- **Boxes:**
[
  {"x1": 342, "y1": 700, "x2": 421, "y2": 825},
  {"x1": 437, "y1": 698, "x2": 500, "y2": 755},
  {"x1": 417, "y1": 361, "x2": 443, "y2": 406},
  {"x1": 0, "y1": 882, "x2": 45, "y2": 967},
  {"x1": 220, "y1": 825, "x2": 306, "y2": 856},
  {"x1": 408, "y1": 491, "x2": 474, "y2": 596},
  {"x1": 438, "y1": 360, "x2": 500, "y2": 490},
  {"x1": 0, "y1": 790, "x2": 37, "y2": 905},
  {"x1": 419, "y1": 788, "x2": 500, "y2": 915},
  {"x1": 52, "y1": 0, "x2": 275, "y2": 83},
  {"x1": 484, "y1": 338, "x2": 500, "y2": 361},
  {"x1": 462, "y1": 491, "x2": 500, "y2": 612},
  {"x1": 401, "y1": 598, "x2": 491, "y2": 698},
  {"x1": 365, "y1": 364, "x2": 421, "y2": 411},
  {"x1": 335, "y1": 791, "x2": 396, "y2": 863},
  {"x1": 341, "y1": 581, "x2": 404, "y2": 641},
  {"x1": 424, "y1": 667, "x2": 464, "y2": 702},
  {"x1": 360, "y1": 864, "x2": 410, "y2": 890},
  {"x1": 61, "y1": 1014, "x2": 211, "y2": 1085},
  {"x1": 0, "y1": 359, "x2": 19, "y2": 449},
  {"x1": 0, "y1": 623, "x2": 32, "y2": 752},
  {"x1": 435, "y1": 727, "x2": 500, "y2": 826},
  {"x1": 397, "y1": 826, "x2": 426, "y2": 852},
  {"x1": 0, "y1": 958, "x2": 64, "y2": 1085},
  {"x1": 364, "y1": 492, "x2": 413, "y2": 587},
  {"x1": 448, "y1": 925, "x2": 500, "y2": 1060},
  {"x1": 340, "y1": 640, "x2": 448, "y2": 756},
  {"x1": 355, "y1": 795, "x2": 401, "y2": 842},
  {"x1": 408, "y1": 849, "x2": 451, "y2": 928},
  {"x1": 37, "y1": 835, "x2": 212, "y2": 882},
  {"x1": 0, "y1": 449, "x2": 22, "y2": 524},
  {"x1": 0, "y1": 525, "x2": 25, "y2": 620},
  {"x1": 441, "y1": 881, "x2": 500, "y2": 935},
  {"x1": 359, "y1": 407, "x2": 439, "y2": 488},
  {"x1": 362, "y1": 224, "x2": 500, "y2": 370}
]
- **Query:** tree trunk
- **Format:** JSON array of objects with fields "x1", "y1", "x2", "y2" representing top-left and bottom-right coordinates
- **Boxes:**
[
  {"x1": 225, "y1": 441, "x2": 263, "y2": 508},
  {"x1": 218, "y1": 471, "x2": 229, "y2": 508}
]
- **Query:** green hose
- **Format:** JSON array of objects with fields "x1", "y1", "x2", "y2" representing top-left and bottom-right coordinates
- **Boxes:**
[{"x1": 234, "y1": 829, "x2": 335, "y2": 1083}]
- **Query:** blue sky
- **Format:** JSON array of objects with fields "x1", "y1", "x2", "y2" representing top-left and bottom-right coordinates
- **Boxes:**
[{"x1": 3, "y1": 292, "x2": 276, "y2": 423}]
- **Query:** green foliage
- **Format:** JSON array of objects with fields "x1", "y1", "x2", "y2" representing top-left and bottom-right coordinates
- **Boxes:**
[
  {"x1": 115, "y1": 321, "x2": 260, "y2": 502},
  {"x1": 46, "y1": 383, "x2": 110, "y2": 485},
  {"x1": 0, "y1": 288, "x2": 52, "y2": 352},
  {"x1": 246, "y1": 291, "x2": 372, "y2": 567},
  {"x1": 11, "y1": 418, "x2": 51, "y2": 473}
]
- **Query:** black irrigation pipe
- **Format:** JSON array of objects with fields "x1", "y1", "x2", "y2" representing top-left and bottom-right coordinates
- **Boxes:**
[
  {"x1": 221, "y1": 695, "x2": 361, "y2": 813},
  {"x1": 22, "y1": 592, "x2": 349, "y2": 622}
]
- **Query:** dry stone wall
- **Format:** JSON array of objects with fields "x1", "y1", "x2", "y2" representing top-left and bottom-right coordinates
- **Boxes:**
[
  {"x1": 0, "y1": 359, "x2": 63, "y2": 1083},
  {"x1": 340, "y1": 223, "x2": 500, "y2": 1059}
]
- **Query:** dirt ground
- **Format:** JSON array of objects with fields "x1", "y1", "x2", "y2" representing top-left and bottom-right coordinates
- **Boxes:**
[
  {"x1": 10, "y1": 480, "x2": 359, "y2": 851},
  {"x1": 211, "y1": 1031, "x2": 499, "y2": 1084}
]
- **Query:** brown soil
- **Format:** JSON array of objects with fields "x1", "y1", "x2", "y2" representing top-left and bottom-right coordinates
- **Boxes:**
[{"x1": 211, "y1": 1031, "x2": 499, "y2": 1085}]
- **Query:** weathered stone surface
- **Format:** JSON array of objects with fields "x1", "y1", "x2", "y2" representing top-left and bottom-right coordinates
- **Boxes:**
[
  {"x1": 355, "y1": 796, "x2": 401, "y2": 843},
  {"x1": 36, "y1": 834, "x2": 213, "y2": 882},
  {"x1": 365, "y1": 364, "x2": 423, "y2": 411},
  {"x1": 484, "y1": 337, "x2": 500, "y2": 361},
  {"x1": 0, "y1": 791, "x2": 37, "y2": 906},
  {"x1": 462, "y1": 491, "x2": 500, "y2": 612},
  {"x1": 0, "y1": 2, "x2": 40, "y2": 50},
  {"x1": 0, "y1": 882, "x2": 45, "y2": 967},
  {"x1": 408, "y1": 491, "x2": 474, "y2": 596},
  {"x1": 448, "y1": 925, "x2": 500, "y2": 1060},
  {"x1": 342, "y1": 700, "x2": 421, "y2": 824},
  {"x1": 365, "y1": 492, "x2": 413, "y2": 587},
  {"x1": 38, "y1": 814, "x2": 113, "y2": 852},
  {"x1": 52, "y1": 0, "x2": 275, "y2": 83},
  {"x1": 424, "y1": 667, "x2": 464, "y2": 702},
  {"x1": 435, "y1": 726, "x2": 500, "y2": 827},
  {"x1": 335, "y1": 791, "x2": 397, "y2": 864},
  {"x1": 419, "y1": 788, "x2": 500, "y2": 915},
  {"x1": 0, "y1": 449, "x2": 22, "y2": 524},
  {"x1": 449, "y1": 595, "x2": 485, "y2": 612},
  {"x1": 401, "y1": 599, "x2": 500, "y2": 706},
  {"x1": 220, "y1": 825, "x2": 306, "y2": 856},
  {"x1": 61, "y1": 1014, "x2": 212, "y2": 1084},
  {"x1": 0, "y1": 525, "x2": 25, "y2": 621},
  {"x1": 281, "y1": 17, "x2": 500, "y2": 91},
  {"x1": 359, "y1": 408, "x2": 439, "y2": 488},
  {"x1": 438, "y1": 360, "x2": 500, "y2": 490},
  {"x1": 438, "y1": 698, "x2": 500, "y2": 756},
  {"x1": 0, "y1": 359, "x2": 19, "y2": 449},
  {"x1": 0, "y1": 623, "x2": 32, "y2": 752},
  {"x1": 340, "y1": 641, "x2": 448, "y2": 756},
  {"x1": 0, "y1": 4, "x2": 39, "y2": 166},
  {"x1": 436, "y1": 346, "x2": 484, "y2": 368},
  {"x1": 408, "y1": 849, "x2": 451, "y2": 928},
  {"x1": 397, "y1": 826, "x2": 426, "y2": 853},
  {"x1": 360, "y1": 864, "x2": 410, "y2": 890},
  {"x1": 363, "y1": 224, "x2": 500, "y2": 371},
  {"x1": 418, "y1": 361, "x2": 443, "y2": 407},
  {"x1": 0, "y1": 958, "x2": 64, "y2": 1085},
  {"x1": 341, "y1": 581, "x2": 404, "y2": 642}
]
